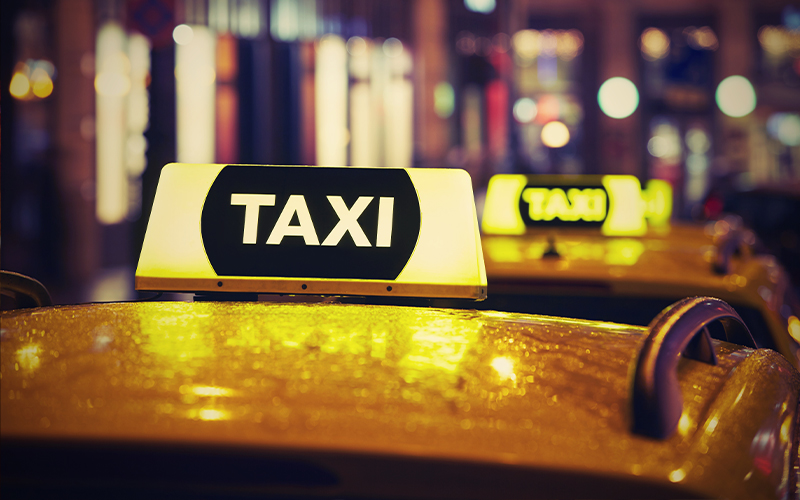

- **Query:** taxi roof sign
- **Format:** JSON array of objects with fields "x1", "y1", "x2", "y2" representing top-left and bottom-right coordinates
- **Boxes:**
[
  {"x1": 481, "y1": 174, "x2": 672, "y2": 236},
  {"x1": 136, "y1": 164, "x2": 487, "y2": 300}
]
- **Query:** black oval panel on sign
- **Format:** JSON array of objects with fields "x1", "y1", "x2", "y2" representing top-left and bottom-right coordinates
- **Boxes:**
[
  {"x1": 201, "y1": 166, "x2": 421, "y2": 280},
  {"x1": 517, "y1": 184, "x2": 608, "y2": 228}
]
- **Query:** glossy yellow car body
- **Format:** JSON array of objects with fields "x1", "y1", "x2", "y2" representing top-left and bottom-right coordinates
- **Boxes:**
[
  {"x1": 481, "y1": 221, "x2": 800, "y2": 369},
  {"x1": 2, "y1": 301, "x2": 799, "y2": 499}
]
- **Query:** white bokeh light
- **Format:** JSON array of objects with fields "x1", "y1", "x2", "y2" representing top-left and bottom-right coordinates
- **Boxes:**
[
  {"x1": 598, "y1": 77, "x2": 639, "y2": 119},
  {"x1": 513, "y1": 97, "x2": 538, "y2": 123},
  {"x1": 715, "y1": 76, "x2": 756, "y2": 118},
  {"x1": 173, "y1": 24, "x2": 194, "y2": 45}
]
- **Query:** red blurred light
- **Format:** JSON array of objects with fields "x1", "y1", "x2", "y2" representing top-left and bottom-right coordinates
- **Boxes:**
[
  {"x1": 535, "y1": 94, "x2": 559, "y2": 123},
  {"x1": 703, "y1": 196, "x2": 723, "y2": 219}
]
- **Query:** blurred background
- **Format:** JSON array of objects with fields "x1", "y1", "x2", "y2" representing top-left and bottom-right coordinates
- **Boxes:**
[{"x1": 2, "y1": 0, "x2": 799, "y2": 304}]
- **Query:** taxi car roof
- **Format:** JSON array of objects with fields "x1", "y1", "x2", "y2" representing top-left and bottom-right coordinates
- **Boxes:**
[
  {"x1": 480, "y1": 219, "x2": 800, "y2": 367},
  {"x1": 3, "y1": 301, "x2": 798, "y2": 499},
  {"x1": 482, "y1": 222, "x2": 786, "y2": 306}
]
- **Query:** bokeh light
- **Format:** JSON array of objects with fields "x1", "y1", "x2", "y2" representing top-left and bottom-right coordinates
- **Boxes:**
[
  {"x1": 767, "y1": 113, "x2": 800, "y2": 146},
  {"x1": 95, "y1": 40, "x2": 132, "y2": 97},
  {"x1": 598, "y1": 77, "x2": 639, "y2": 119},
  {"x1": 434, "y1": 82, "x2": 455, "y2": 119},
  {"x1": 96, "y1": 21, "x2": 131, "y2": 225},
  {"x1": 512, "y1": 29, "x2": 540, "y2": 60},
  {"x1": 647, "y1": 122, "x2": 681, "y2": 160},
  {"x1": 648, "y1": 137, "x2": 671, "y2": 158},
  {"x1": 536, "y1": 94, "x2": 559, "y2": 123},
  {"x1": 684, "y1": 26, "x2": 719, "y2": 51},
  {"x1": 758, "y1": 25, "x2": 800, "y2": 56},
  {"x1": 541, "y1": 121, "x2": 570, "y2": 148},
  {"x1": 512, "y1": 29, "x2": 584, "y2": 62},
  {"x1": 492, "y1": 33, "x2": 511, "y2": 53},
  {"x1": 556, "y1": 30, "x2": 584, "y2": 60},
  {"x1": 685, "y1": 128, "x2": 711, "y2": 154},
  {"x1": 456, "y1": 31, "x2": 476, "y2": 56},
  {"x1": 778, "y1": 115, "x2": 800, "y2": 146},
  {"x1": 758, "y1": 26, "x2": 784, "y2": 55},
  {"x1": 346, "y1": 36, "x2": 367, "y2": 56},
  {"x1": 640, "y1": 28, "x2": 670, "y2": 61},
  {"x1": 383, "y1": 37, "x2": 403, "y2": 58},
  {"x1": 686, "y1": 154, "x2": 709, "y2": 175},
  {"x1": 490, "y1": 356, "x2": 516, "y2": 381},
  {"x1": 785, "y1": 5, "x2": 800, "y2": 29},
  {"x1": 715, "y1": 76, "x2": 756, "y2": 118},
  {"x1": 540, "y1": 30, "x2": 557, "y2": 57},
  {"x1": 9, "y1": 69, "x2": 31, "y2": 99},
  {"x1": 175, "y1": 24, "x2": 216, "y2": 164},
  {"x1": 513, "y1": 97, "x2": 538, "y2": 123},
  {"x1": 464, "y1": 0, "x2": 496, "y2": 14},
  {"x1": 173, "y1": 24, "x2": 194, "y2": 45},
  {"x1": 9, "y1": 60, "x2": 56, "y2": 100},
  {"x1": 789, "y1": 316, "x2": 800, "y2": 343},
  {"x1": 95, "y1": 67, "x2": 131, "y2": 96},
  {"x1": 30, "y1": 67, "x2": 54, "y2": 98}
]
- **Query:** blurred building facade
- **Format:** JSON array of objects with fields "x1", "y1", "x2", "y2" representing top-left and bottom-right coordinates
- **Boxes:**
[{"x1": 2, "y1": 0, "x2": 799, "y2": 302}]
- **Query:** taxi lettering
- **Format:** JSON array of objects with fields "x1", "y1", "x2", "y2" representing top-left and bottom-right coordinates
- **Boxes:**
[
  {"x1": 231, "y1": 193, "x2": 395, "y2": 247},
  {"x1": 521, "y1": 187, "x2": 607, "y2": 222}
]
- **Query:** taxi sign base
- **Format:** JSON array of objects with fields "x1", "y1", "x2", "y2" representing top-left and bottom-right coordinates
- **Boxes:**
[{"x1": 135, "y1": 276, "x2": 487, "y2": 301}]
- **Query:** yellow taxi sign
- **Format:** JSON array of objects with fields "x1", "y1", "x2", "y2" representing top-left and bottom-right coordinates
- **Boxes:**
[
  {"x1": 642, "y1": 179, "x2": 672, "y2": 228},
  {"x1": 136, "y1": 164, "x2": 487, "y2": 299},
  {"x1": 482, "y1": 174, "x2": 672, "y2": 236}
]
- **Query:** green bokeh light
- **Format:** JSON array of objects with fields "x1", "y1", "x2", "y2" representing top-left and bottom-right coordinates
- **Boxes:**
[{"x1": 434, "y1": 82, "x2": 455, "y2": 119}]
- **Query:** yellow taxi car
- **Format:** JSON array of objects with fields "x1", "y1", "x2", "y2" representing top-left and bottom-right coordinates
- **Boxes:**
[
  {"x1": 478, "y1": 174, "x2": 800, "y2": 369},
  {"x1": 2, "y1": 164, "x2": 799, "y2": 499}
]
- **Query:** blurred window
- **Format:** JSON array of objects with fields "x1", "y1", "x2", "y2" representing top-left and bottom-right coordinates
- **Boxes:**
[{"x1": 638, "y1": 17, "x2": 717, "y2": 217}]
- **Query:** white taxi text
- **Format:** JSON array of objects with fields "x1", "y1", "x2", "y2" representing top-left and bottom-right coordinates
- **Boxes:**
[
  {"x1": 230, "y1": 194, "x2": 394, "y2": 247},
  {"x1": 521, "y1": 187, "x2": 607, "y2": 222}
]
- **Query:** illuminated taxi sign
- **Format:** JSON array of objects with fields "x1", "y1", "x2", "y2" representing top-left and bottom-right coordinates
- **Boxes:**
[
  {"x1": 136, "y1": 164, "x2": 487, "y2": 299},
  {"x1": 520, "y1": 187, "x2": 607, "y2": 224},
  {"x1": 482, "y1": 174, "x2": 669, "y2": 236}
]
